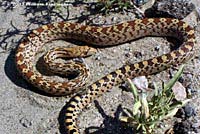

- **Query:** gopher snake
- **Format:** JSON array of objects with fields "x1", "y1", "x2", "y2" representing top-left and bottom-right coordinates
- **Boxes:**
[{"x1": 15, "y1": 18, "x2": 195, "y2": 133}]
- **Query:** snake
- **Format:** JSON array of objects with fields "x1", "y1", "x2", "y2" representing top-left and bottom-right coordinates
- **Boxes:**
[{"x1": 15, "y1": 18, "x2": 196, "y2": 134}]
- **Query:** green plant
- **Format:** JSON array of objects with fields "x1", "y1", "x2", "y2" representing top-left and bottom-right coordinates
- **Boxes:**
[
  {"x1": 120, "y1": 65, "x2": 190, "y2": 134},
  {"x1": 97, "y1": 0, "x2": 135, "y2": 13}
]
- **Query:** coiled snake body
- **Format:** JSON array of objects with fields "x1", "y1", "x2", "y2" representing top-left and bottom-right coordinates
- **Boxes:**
[{"x1": 16, "y1": 18, "x2": 196, "y2": 134}]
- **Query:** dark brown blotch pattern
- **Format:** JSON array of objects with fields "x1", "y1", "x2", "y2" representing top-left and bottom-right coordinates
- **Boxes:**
[{"x1": 15, "y1": 18, "x2": 196, "y2": 134}]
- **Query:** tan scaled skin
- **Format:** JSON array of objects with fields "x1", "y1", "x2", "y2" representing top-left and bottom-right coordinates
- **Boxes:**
[{"x1": 15, "y1": 18, "x2": 196, "y2": 134}]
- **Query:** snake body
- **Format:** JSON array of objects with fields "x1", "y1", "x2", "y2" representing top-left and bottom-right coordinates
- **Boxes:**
[{"x1": 15, "y1": 18, "x2": 195, "y2": 134}]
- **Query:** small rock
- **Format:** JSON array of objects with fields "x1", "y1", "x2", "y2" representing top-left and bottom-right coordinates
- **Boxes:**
[
  {"x1": 146, "y1": 0, "x2": 195, "y2": 19},
  {"x1": 133, "y1": 51, "x2": 142, "y2": 59},
  {"x1": 93, "y1": 15, "x2": 105, "y2": 25},
  {"x1": 186, "y1": 85, "x2": 197, "y2": 96},
  {"x1": 80, "y1": 10, "x2": 88, "y2": 16},
  {"x1": 124, "y1": 47, "x2": 131, "y2": 51},
  {"x1": 95, "y1": 55, "x2": 101, "y2": 60},
  {"x1": 178, "y1": 76, "x2": 184, "y2": 83},
  {"x1": 133, "y1": 0, "x2": 150, "y2": 6},
  {"x1": 125, "y1": 52, "x2": 131, "y2": 58},
  {"x1": 90, "y1": 4, "x2": 96, "y2": 10},
  {"x1": 183, "y1": 104, "x2": 196, "y2": 118},
  {"x1": 172, "y1": 82, "x2": 187, "y2": 101},
  {"x1": 192, "y1": 120, "x2": 200, "y2": 131},
  {"x1": 19, "y1": 117, "x2": 32, "y2": 128},
  {"x1": 97, "y1": 73, "x2": 101, "y2": 76},
  {"x1": 127, "y1": 12, "x2": 137, "y2": 20},
  {"x1": 154, "y1": 45, "x2": 160, "y2": 51},
  {"x1": 121, "y1": 76, "x2": 148, "y2": 92},
  {"x1": 175, "y1": 104, "x2": 196, "y2": 119},
  {"x1": 132, "y1": 76, "x2": 148, "y2": 91},
  {"x1": 175, "y1": 108, "x2": 185, "y2": 119},
  {"x1": 1, "y1": 1, "x2": 12, "y2": 10},
  {"x1": 111, "y1": 16, "x2": 119, "y2": 22}
]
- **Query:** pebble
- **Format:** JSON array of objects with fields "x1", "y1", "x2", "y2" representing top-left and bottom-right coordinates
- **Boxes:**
[
  {"x1": 111, "y1": 16, "x2": 119, "y2": 22},
  {"x1": 93, "y1": 15, "x2": 105, "y2": 25},
  {"x1": 125, "y1": 52, "x2": 131, "y2": 58},
  {"x1": 1, "y1": 1, "x2": 12, "y2": 10},
  {"x1": 149, "y1": 0, "x2": 195, "y2": 19},
  {"x1": 133, "y1": 51, "x2": 142, "y2": 59},
  {"x1": 175, "y1": 103, "x2": 196, "y2": 119},
  {"x1": 97, "y1": 73, "x2": 101, "y2": 76},
  {"x1": 95, "y1": 55, "x2": 101, "y2": 60},
  {"x1": 132, "y1": 76, "x2": 148, "y2": 91},
  {"x1": 172, "y1": 82, "x2": 187, "y2": 101},
  {"x1": 124, "y1": 47, "x2": 131, "y2": 51},
  {"x1": 134, "y1": 0, "x2": 150, "y2": 6},
  {"x1": 192, "y1": 120, "x2": 200, "y2": 131},
  {"x1": 127, "y1": 12, "x2": 136, "y2": 20},
  {"x1": 186, "y1": 85, "x2": 197, "y2": 96},
  {"x1": 90, "y1": 4, "x2": 96, "y2": 10},
  {"x1": 154, "y1": 45, "x2": 160, "y2": 51},
  {"x1": 183, "y1": 104, "x2": 196, "y2": 118},
  {"x1": 19, "y1": 117, "x2": 32, "y2": 128}
]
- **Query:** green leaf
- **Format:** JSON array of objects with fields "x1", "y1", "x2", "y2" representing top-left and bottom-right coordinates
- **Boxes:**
[
  {"x1": 127, "y1": 78, "x2": 139, "y2": 101},
  {"x1": 123, "y1": 107, "x2": 134, "y2": 117},
  {"x1": 164, "y1": 65, "x2": 184, "y2": 93},
  {"x1": 133, "y1": 101, "x2": 142, "y2": 115},
  {"x1": 141, "y1": 93, "x2": 150, "y2": 119}
]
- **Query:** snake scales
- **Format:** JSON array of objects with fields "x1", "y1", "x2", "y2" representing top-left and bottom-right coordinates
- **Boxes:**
[{"x1": 15, "y1": 18, "x2": 195, "y2": 134}]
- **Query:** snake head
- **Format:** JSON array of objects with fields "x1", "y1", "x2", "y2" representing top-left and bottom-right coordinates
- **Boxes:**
[{"x1": 78, "y1": 46, "x2": 97, "y2": 57}]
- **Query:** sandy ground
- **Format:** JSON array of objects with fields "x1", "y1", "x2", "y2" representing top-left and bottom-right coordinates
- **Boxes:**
[{"x1": 0, "y1": 0, "x2": 200, "y2": 134}]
